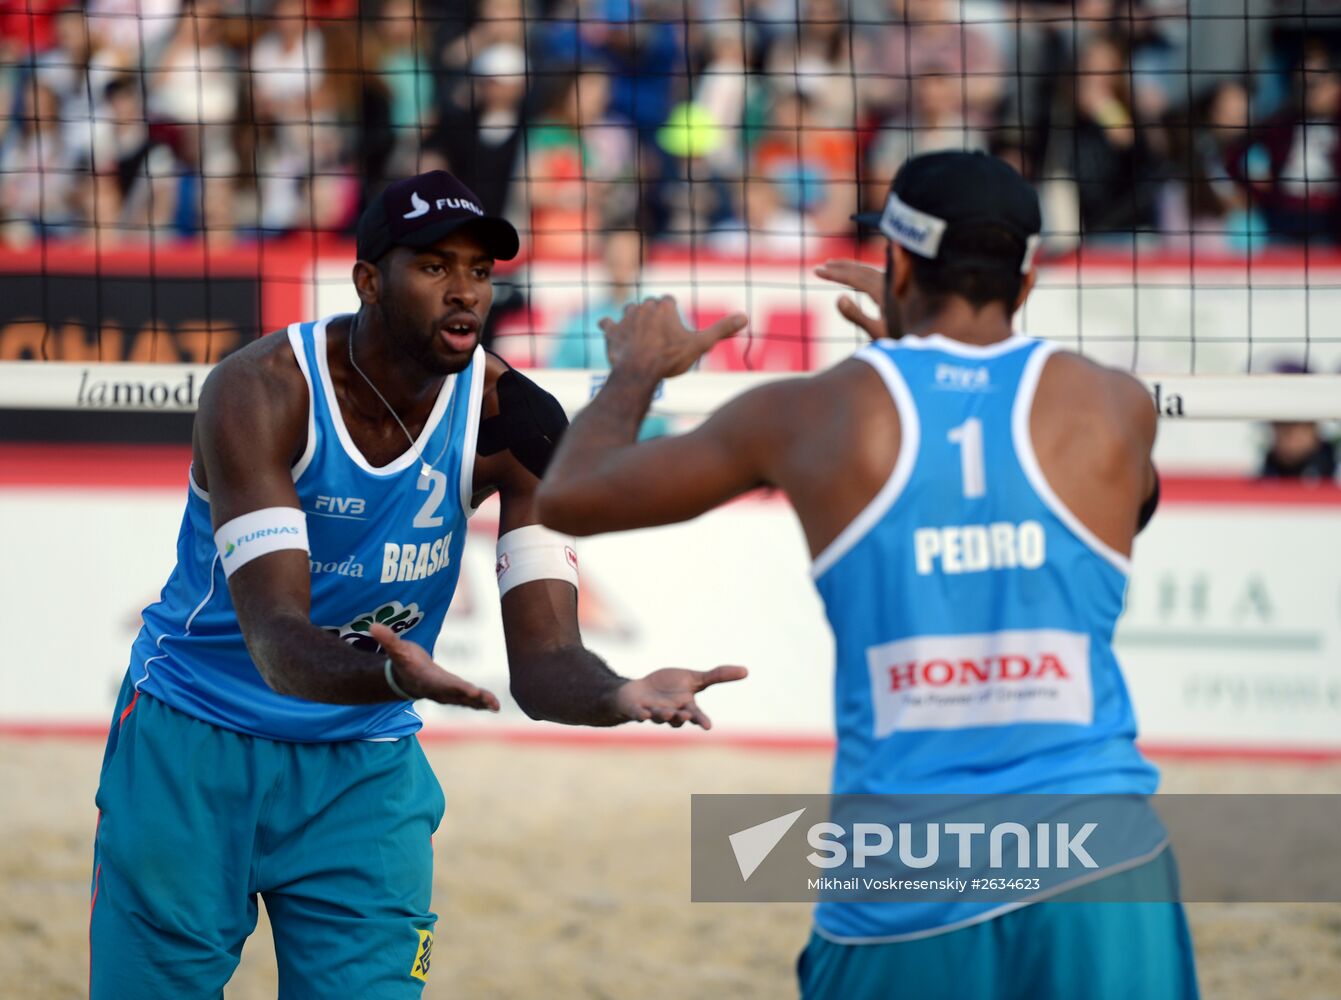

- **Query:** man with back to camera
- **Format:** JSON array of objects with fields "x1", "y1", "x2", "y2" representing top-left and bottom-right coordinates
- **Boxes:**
[
  {"x1": 536, "y1": 151, "x2": 1198, "y2": 998},
  {"x1": 89, "y1": 169, "x2": 747, "y2": 999}
]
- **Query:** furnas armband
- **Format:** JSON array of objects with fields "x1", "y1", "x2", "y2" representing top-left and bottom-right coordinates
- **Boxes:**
[
  {"x1": 495, "y1": 525, "x2": 578, "y2": 597},
  {"x1": 214, "y1": 507, "x2": 309, "y2": 578}
]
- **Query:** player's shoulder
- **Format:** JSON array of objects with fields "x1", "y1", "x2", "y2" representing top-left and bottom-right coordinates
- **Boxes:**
[
  {"x1": 199, "y1": 326, "x2": 308, "y2": 427},
  {"x1": 1040, "y1": 348, "x2": 1156, "y2": 447},
  {"x1": 1043, "y1": 349, "x2": 1151, "y2": 411}
]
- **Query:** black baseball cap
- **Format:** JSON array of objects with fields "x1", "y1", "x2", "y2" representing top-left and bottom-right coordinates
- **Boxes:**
[
  {"x1": 356, "y1": 170, "x2": 520, "y2": 263},
  {"x1": 854, "y1": 151, "x2": 1042, "y2": 274}
]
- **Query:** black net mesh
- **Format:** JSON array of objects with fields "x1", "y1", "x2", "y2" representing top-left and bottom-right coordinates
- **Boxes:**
[{"x1": 0, "y1": 1, "x2": 1339, "y2": 377}]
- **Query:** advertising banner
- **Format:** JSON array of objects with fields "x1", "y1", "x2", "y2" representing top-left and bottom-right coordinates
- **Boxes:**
[{"x1": 1, "y1": 468, "x2": 1337, "y2": 756}]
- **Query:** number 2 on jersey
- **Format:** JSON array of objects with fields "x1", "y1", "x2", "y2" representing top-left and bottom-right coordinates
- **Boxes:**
[
  {"x1": 947, "y1": 417, "x2": 986, "y2": 499},
  {"x1": 414, "y1": 469, "x2": 448, "y2": 528}
]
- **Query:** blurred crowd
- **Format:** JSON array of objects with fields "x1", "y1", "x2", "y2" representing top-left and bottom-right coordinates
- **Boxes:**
[{"x1": 1, "y1": 0, "x2": 1339, "y2": 253}]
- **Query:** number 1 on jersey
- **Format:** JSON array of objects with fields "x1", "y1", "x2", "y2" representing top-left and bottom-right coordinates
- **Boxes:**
[{"x1": 947, "y1": 417, "x2": 986, "y2": 499}]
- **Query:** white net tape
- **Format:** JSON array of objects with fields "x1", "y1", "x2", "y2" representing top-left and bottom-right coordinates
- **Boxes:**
[{"x1": 4, "y1": 360, "x2": 1339, "y2": 422}]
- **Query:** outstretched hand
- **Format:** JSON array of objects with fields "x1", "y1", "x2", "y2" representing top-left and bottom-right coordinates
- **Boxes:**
[
  {"x1": 815, "y1": 260, "x2": 887, "y2": 341},
  {"x1": 370, "y1": 623, "x2": 501, "y2": 711},
  {"x1": 599, "y1": 295, "x2": 748, "y2": 380},
  {"x1": 612, "y1": 665, "x2": 749, "y2": 730}
]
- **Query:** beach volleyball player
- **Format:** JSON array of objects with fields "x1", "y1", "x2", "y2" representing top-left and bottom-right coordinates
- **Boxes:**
[
  {"x1": 89, "y1": 170, "x2": 746, "y2": 999},
  {"x1": 538, "y1": 151, "x2": 1198, "y2": 998}
]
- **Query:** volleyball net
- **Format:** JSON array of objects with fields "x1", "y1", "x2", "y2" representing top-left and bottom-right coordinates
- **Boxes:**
[{"x1": 2, "y1": 2, "x2": 1341, "y2": 421}]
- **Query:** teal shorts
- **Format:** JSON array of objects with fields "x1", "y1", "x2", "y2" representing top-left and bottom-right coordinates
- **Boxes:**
[
  {"x1": 798, "y1": 851, "x2": 1200, "y2": 1000},
  {"x1": 90, "y1": 677, "x2": 446, "y2": 999}
]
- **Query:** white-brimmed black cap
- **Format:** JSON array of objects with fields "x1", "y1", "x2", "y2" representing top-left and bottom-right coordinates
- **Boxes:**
[
  {"x1": 356, "y1": 171, "x2": 520, "y2": 263},
  {"x1": 854, "y1": 151, "x2": 1042, "y2": 273}
]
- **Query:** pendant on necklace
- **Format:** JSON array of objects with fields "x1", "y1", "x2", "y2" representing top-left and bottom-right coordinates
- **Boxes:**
[{"x1": 421, "y1": 463, "x2": 432, "y2": 478}]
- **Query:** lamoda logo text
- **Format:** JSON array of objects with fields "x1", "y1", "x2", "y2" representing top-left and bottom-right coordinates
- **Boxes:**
[{"x1": 77, "y1": 369, "x2": 198, "y2": 409}]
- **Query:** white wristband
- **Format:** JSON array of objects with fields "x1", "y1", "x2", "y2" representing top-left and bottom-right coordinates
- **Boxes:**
[
  {"x1": 384, "y1": 657, "x2": 414, "y2": 701},
  {"x1": 496, "y1": 525, "x2": 579, "y2": 597},
  {"x1": 214, "y1": 507, "x2": 309, "y2": 578}
]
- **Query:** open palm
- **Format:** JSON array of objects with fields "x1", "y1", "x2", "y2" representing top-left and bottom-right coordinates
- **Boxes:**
[{"x1": 613, "y1": 665, "x2": 749, "y2": 730}]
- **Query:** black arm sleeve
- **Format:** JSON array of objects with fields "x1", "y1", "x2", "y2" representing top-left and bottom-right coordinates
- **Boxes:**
[
  {"x1": 1136, "y1": 468, "x2": 1160, "y2": 533},
  {"x1": 476, "y1": 367, "x2": 569, "y2": 479}
]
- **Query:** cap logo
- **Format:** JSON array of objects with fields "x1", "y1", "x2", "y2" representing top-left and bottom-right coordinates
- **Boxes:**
[
  {"x1": 436, "y1": 197, "x2": 483, "y2": 216},
  {"x1": 1020, "y1": 234, "x2": 1041, "y2": 274},
  {"x1": 403, "y1": 191, "x2": 430, "y2": 220},
  {"x1": 879, "y1": 193, "x2": 947, "y2": 260},
  {"x1": 402, "y1": 191, "x2": 484, "y2": 222}
]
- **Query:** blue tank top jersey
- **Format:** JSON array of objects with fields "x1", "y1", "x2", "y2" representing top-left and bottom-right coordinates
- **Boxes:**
[
  {"x1": 811, "y1": 334, "x2": 1159, "y2": 943},
  {"x1": 127, "y1": 315, "x2": 485, "y2": 742}
]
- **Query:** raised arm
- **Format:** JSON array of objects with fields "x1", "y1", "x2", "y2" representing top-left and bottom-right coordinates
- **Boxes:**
[
  {"x1": 534, "y1": 297, "x2": 796, "y2": 535},
  {"x1": 195, "y1": 341, "x2": 496, "y2": 710}
]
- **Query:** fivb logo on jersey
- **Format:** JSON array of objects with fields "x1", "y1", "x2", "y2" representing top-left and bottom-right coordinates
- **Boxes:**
[{"x1": 934, "y1": 363, "x2": 991, "y2": 392}]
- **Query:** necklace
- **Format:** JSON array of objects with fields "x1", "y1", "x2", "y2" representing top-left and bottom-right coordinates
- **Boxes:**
[{"x1": 347, "y1": 319, "x2": 450, "y2": 478}]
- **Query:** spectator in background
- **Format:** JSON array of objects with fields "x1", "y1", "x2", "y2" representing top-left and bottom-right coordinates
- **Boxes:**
[
  {"x1": 656, "y1": 20, "x2": 756, "y2": 245},
  {"x1": 1022, "y1": 0, "x2": 1187, "y2": 127},
  {"x1": 0, "y1": 79, "x2": 82, "y2": 244},
  {"x1": 0, "y1": 36, "x2": 22, "y2": 155},
  {"x1": 750, "y1": 79, "x2": 858, "y2": 241},
  {"x1": 1048, "y1": 33, "x2": 1169, "y2": 239},
  {"x1": 764, "y1": 0, "x2": 855, "y2": 131},
  {"x1": 693, "y1": 21, "x2": 753, "y2": 182},
  {"x1": 523, "y1": 67, "x2": 635, "y2": 255},
  {"x1": 543, "y1": 0, "x2": 682, "y2": 140},
  {"x1": 537, "y1": 0, "x2": 685, "y2": 234},
  {"x1": 89, "y1": 75, "x2": 183, "y2": 242},
  {"x1": 1259, "y1": 364, "x2": 1338, "y2": 480},
  {"x1": 549, "y1": 228, "x2": 669, "y2": 436},
  {"x1": 435, "y1": 0, "x2": 526, "y2": 77},
  {"x1": 550, "y1": 228, "x2": 641, "y2": 369},
  {"x1": 865, "y1": 68, "x2": 987, "y2": 215},
  {"x1": 1169, "y1": 78, "x2": 1263, "y2": 251},
  {"x1": 152, "y1": 0, "x2": 240, "y2": 237},
  {"x1": 1261, "y1": 421, "x2": 1338, "y2": 480},
  {"x1": 86, "y1": 0, "x2": 179, "y2": 69},
  {"x1": 35, "y1": 7, "x2": 124, "y2": 171},
  {"x1": 372, "y1": 0, "x2": 436, "y2": 178},
  {"x1": 656, "y1": 100, "x2": 742, "y2": 243},
  {"x1": 423, "y1": 42, "x2": 529, "y2": 218},
  {"x1": 1014, "y1": 0, "x2": 1109, "y2": 175},
  {"x1": 524, "y1": 69, "x2": 593, "y2": 255},
  {"x1": 1227, "y1": 44, "x2": 1341, "y2": 246},
  {"x1": 1121, "y1": 0, "x2": 1189, "y2": 128},
  {"x1": 853, "y1": 0, "x2": 1004, "y2": 126},
  {"x1": 249, "y1": 0, "x2": 330, "y2": 231}
]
